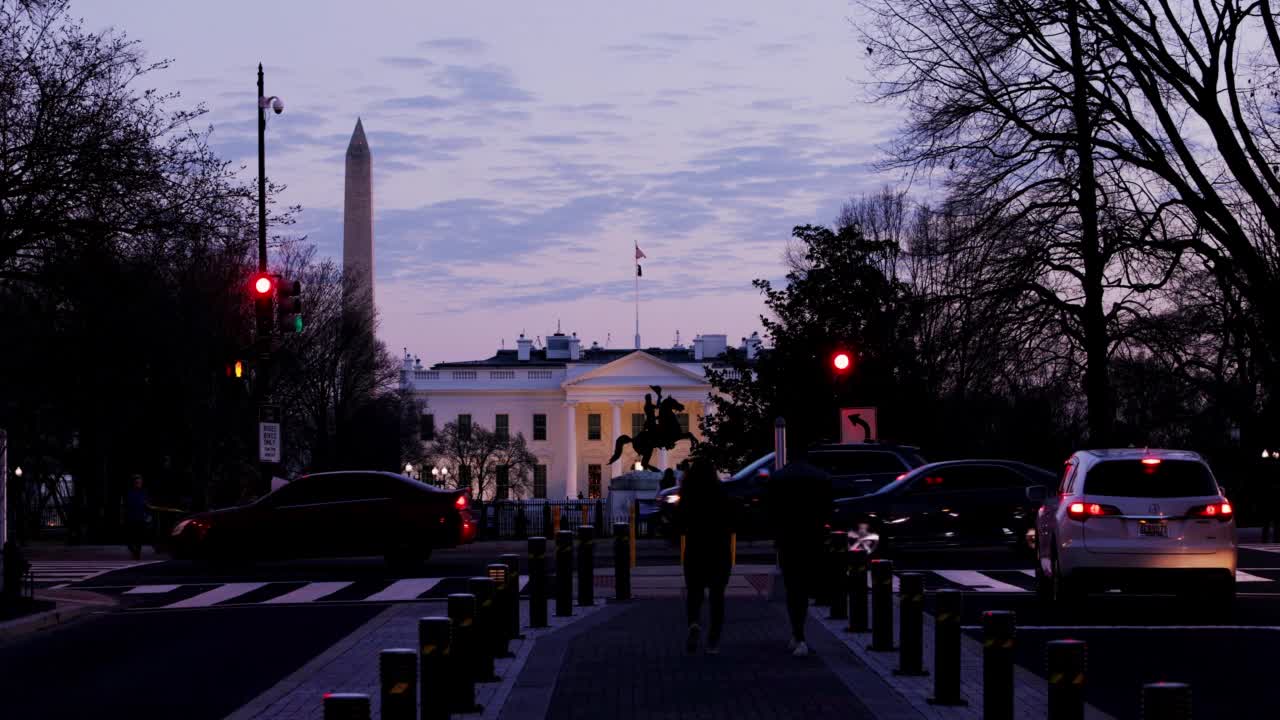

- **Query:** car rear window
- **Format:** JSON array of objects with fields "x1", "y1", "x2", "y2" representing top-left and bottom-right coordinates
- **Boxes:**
[
  {"x1": 811, "y1": 451, "x2": 907, "y2": 475},
  {"x1": 1083, "y1": 460, "x2": 1218, "y2": 498}
]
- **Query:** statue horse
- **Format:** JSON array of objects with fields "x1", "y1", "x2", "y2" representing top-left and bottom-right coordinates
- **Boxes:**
[{"x1": 608, "y1": 394, "x2": 699, "y2": 472}]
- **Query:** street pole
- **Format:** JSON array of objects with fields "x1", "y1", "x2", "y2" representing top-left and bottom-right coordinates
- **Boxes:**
[{"x1": 256, "y1": 63, "x2": 273, "y2": 497}]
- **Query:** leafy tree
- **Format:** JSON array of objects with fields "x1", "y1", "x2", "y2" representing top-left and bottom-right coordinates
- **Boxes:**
[{"x1": 424, "y1": 422, "x2": 538, "y2": 501}]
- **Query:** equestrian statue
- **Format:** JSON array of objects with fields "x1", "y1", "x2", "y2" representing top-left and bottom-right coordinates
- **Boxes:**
[{"x1": 607, "y1": 385, "x2": 699, "y2": 472}]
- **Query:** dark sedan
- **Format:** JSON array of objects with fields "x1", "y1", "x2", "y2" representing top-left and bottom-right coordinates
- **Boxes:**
[
  {"x1": 831, "y1": 460, "x2": 1054, "y2": 554},
  {"x1": 170, "y1": 471, "x2": 476, "y2": 567},
  {"x1": 656, "y1": 443, "x2": 929, "y2": 538}
]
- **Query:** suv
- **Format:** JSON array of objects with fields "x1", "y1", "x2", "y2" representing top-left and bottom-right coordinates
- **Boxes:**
[
  {"x1": 1035, "y1": 449, "x2": 1237, "y2": 607},
  {"x1": 656, "y1": 443, "x2": 927, "y2": 538}
]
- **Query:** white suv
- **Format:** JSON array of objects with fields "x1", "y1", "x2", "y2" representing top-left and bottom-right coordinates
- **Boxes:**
[{"x1": 1035, "y1": 449, "x2": 1236, "y2": 606}]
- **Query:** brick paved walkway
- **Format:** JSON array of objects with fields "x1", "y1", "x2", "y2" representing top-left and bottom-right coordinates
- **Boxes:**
[{"x1": 541, "y1": 597, "x2": 878, "y2": 720}]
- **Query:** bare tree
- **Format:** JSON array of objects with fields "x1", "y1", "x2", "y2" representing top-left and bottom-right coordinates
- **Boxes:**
[{"x1": 424, "y1": 422, "x2": 538, "y2": 501}]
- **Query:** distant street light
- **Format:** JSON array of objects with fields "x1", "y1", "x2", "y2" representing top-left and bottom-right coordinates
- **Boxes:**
[
  {"x1": 13, "y1": 466, "x2": 22, "y2": 478},
  {"x1": 634, "y1": 461, "x2": 643, "y2": 471}
]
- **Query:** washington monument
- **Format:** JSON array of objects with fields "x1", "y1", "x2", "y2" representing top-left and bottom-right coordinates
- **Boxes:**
[{"x1": 343, "y1": 118, "x2": 374, "y2": 308}]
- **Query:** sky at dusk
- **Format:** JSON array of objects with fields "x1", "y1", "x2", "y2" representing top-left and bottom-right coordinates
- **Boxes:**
[{"x1": 77, "y1": 1, "x2": 911, "y2": 364}]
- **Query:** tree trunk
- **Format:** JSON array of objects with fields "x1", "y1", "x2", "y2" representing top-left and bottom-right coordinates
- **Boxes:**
[{"x1": 1069, "y1": 0, "x2": 1112, "y2": 446}]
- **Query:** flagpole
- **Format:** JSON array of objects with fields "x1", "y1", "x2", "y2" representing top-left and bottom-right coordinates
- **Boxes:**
[{"x1": 634, "y1": 257, "x2": 640, "y2": 350}]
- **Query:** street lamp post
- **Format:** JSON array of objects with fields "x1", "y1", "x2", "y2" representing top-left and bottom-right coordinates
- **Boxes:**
[{"x1": 255, "y1": 63, "x2": 284, "y2": 497}]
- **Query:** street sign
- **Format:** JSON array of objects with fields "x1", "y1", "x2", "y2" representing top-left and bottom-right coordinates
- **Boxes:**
[
  {"x1": 839, "y1": 407, "x2": 878, "y2": 443},
  {"x1": 258, "y1": 405, "x2": 281, "y2": 463}
]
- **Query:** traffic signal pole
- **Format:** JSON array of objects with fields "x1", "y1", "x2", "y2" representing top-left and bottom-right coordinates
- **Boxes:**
[{"x1": 256, "y1": 63, "x2": 275, "y2": 498}]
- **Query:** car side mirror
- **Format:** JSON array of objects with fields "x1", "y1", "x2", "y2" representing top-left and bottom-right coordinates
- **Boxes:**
[{"x1": 1025, "y1": 486, "x2": 1048, "y2": 503}]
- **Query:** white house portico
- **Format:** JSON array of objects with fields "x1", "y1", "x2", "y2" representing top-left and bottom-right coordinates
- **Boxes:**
[{"x1": 401, "y1": 330, "x2": 761, "y2": 500}]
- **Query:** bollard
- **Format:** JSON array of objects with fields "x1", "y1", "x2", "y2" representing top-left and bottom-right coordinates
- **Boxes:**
[
  {"x1": 469, "y1": 576, "x2": 504, "y2": 676},
  {"x1": 484, "y1": 565, "x2": 515, "y2": 657},
  {"x1": 1046, "y1": 639, "x2": 1086, "y2": 720},
  {"x1": 543, "y1": 504, "x2": 552, "y2": 537},
  {"x1": 613, "y1": 522, "x2": 632, "y2": 602},
  {"x1": 595, "y1": 500, "x2": 605, "y2": 537},
  {"x1": 380, "y1": 648, "x2": 417, "y2": 720},
  {"x1": 1141, "y1": 682, "x2": 1191, "y2": 720},
  {"x1": 446, "y1": 594, "x2": 482, "y2": 713},
  {"x1": 528, "y1": 537, "x2": 548, "y2": 628},
  {"x1": 982, "y1": 610, "x2": 1016, "y2": 720},
  {"x1": 829, "y1": 531, "x2": 848, "y2": 620},
  {"x1": 896, "y1": 573, "x2": 927, "y2": 676},
  {"x1": 869, "y1": 559, "x2": 895, "y2": 651},
  {"x1": 577, "y1": 525, "x2": 595, "y2": 607},
  {"x1": 417, "y1": 616, "x2": 452, "y2": 720},
  {"x1": 500, "y1": 553, "x2": 524, "y2": 640},
  {"x1": 824, "y1": 530, "x2": 845, "y2": 611},
  {"x1": 323, "y1": 693, "x2": 370, "y2": 720},
  {"x1": 555, "y1": 530, "x2": 574, "y2": 616},
  {"x1": 846, "y1": 547, "x2": 869, "y2": 633},
  {"x1": 928, "y1": 590, "x2": 967, "y2": 706}
]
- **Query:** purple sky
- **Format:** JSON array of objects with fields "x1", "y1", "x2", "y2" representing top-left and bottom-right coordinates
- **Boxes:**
[{"x1": 77, "y1": 1, "x2": 906, "y2": 364}]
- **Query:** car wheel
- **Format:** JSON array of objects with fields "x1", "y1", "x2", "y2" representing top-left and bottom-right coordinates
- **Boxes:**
[
  {"x1": 1034, "y1": 545, "x2": 1053, "y2": 603},
  {"x1": 1051, "y1": 551, "x2": 1080, "y2": 605}
]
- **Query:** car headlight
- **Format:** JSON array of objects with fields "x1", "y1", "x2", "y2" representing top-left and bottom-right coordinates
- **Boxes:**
[{"x1": 664, "y1": 494, "x2": 680, "y2": 504}]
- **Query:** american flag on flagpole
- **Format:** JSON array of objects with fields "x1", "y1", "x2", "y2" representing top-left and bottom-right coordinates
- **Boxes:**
[{"x1": 635, "y1": 243, "x2": 646, "y2": 276}]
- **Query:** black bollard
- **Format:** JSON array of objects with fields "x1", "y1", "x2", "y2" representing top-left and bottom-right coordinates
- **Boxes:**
[
  {"x1": 928, "y1": 590, "x2": 967, "y2": 706},
  {"x1": 323, "y1": 693, "x2": 370, "y2": 720},
  {"x1": 1142, "y1": 682, "x2": 1191, "y2": 720},
  {"x1": 577, "y1": 525, "x2": 595, "y2": 607},
  {"x1": 869, "y1": 559, "x2": 895, "y2": 651},
  {"x1": 896, "y1": 573, "x2": 927, "y2": 676},
  {"x1": 380, "y1": 648, "x2": 417, "y2": 720},
  {"x1": 613, "y1": 522, "x2": 631, "y2": 602},
  {"x1": 446, "y1": 594, "x2": 482, "y2": 713},
  {"x1": 499, "y1": 553, "x2": 523, "y2": 640},
  {"x1": 417, "y1": 616, "x2": 452, "y2": 720},
  {"x1": 469, "y1": 576, "x2": 504, "y2": 677},
  {"x1": 484, "y1": 565, "x2": 515, "y2": 657},
  {"x1": 847, "y1": 547, "x2": 869, "y2": 633},
  {"x1": 1046, "y1": 639, "x2": 1086, "y2": 720},
  {"x1": 528, "y1": 537, "x2": 548, "y2": 628},
  {"x1": 555, "y1": 530, "x2": 574, "y2": 616},
  {"x1": 982, "y1": 610, "x2": 1016, "y2": 720},
  {"x1": 829, "y1": 531, "x2": 848, "y2": 620}
]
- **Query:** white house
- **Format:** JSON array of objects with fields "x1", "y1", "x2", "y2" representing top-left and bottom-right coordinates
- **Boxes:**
[{"x1": 401, "y1": 330, "x2": 762, "y2": 500}]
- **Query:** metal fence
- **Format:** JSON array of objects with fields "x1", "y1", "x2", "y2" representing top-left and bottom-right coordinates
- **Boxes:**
[{"x1": 474, "y1": 499, "x2": 661, "y2": 539}]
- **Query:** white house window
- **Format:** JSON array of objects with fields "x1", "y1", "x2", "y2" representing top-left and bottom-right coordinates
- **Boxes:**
[
  {"x1": 533, "y1": 465, "x2": 547, "y2": 499},
  {"x1": 678, "y1": 413, "x2": 690, "y2": 434},
  {"x1": 496, "y1": 465, "x2": 509, "y2": 500},
  {"x1": 420, "y1": 414, "x2": 435, "y2": 441},
  {"x1": 588, "y1": 464, "x2": 603, "y2": 499},
  {"x1": 458, "y1": 414, "x2": 472, "y2": 440},
  {"x1": 587, "y1": 413, "x2": 602, "y2": 441},
  {"x1": 631, "y1": 413, "x2": 644, "y2": 437},
  {"x1": 495, "y1": 414, "x2": 509, "y2": 440},
  {"x1": 533, "y1": 414, "x2": 547, "y2": 441}
]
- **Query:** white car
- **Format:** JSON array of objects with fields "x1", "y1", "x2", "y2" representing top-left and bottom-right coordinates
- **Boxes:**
[{"x1": 1035, "y1": 449, "x2": 1236, "y2": 606}]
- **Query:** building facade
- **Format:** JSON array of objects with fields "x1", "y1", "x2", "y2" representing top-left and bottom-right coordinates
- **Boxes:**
[{"x1": 401, "y1": 331, "x2": 761, "y2": 500}]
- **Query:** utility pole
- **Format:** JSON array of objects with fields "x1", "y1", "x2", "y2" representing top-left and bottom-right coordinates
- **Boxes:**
[{"x1": 255, "y1": 64, "x2": 285, "y2": 497}]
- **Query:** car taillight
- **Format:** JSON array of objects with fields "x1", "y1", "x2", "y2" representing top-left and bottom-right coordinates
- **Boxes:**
[
  {"x1": 455, "y1": 494, "x2": 468, "y2": 510},
  {"x1": 1189, "y1": 502, "x2": 1233, "y2": 520},
  {"x1": 1067, "y1": 502, "x2": 1120, "y2": 520}
]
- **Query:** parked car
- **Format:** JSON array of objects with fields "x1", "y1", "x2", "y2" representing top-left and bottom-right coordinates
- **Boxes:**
[
  {"x1": 656, "y1": 443, "x2": 929, "y2": 538},
  {"x1": 830, "y1": 459, "x2": 1055, "y2": 554},
  {"x1": 1035, "y1": 449, "x2": 1236, "y2": 607},
  {"x1": 170, "y1": 471, "x2": 476, "y2": 567}
]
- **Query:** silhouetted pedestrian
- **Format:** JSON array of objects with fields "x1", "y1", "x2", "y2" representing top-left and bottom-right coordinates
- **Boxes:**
[
  {"x1": 676, "y1": 459, "x2": 736, "y2": 654},
  {"x1": 767, "y1": 455, "x2": 833, "y2": 657},
  {"x1": 660, "y1": 468, "x2": 677, "y2": 491},
  {"x1": 124, "y1": 474, "x2": 152, "y2": 560}
]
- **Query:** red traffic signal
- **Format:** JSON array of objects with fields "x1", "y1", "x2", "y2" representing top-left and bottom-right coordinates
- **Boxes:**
[
  {"x1": 252, "y1": 274, "x2": 275, "y2": 296},
  {"x1": 832, "y1": 351, "x2": 852, "y2": 372}
]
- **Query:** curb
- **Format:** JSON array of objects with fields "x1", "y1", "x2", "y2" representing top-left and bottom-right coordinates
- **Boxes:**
[{"x1": 0, "y1": 600, "x2": 102, "y2": 642}]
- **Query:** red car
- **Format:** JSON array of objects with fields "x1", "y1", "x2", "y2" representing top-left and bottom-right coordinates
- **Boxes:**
[{"x1": 171, "y1": 471, "x2": 475, "y2": 566}]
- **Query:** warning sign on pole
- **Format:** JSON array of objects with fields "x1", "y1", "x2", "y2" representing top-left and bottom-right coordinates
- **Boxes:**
[
  {"x1": 839, "y1": 407, "x2": 878, "y2": 443},
  {"x1": 258, "y1": 405, "x2": 281, "y2": 463}
]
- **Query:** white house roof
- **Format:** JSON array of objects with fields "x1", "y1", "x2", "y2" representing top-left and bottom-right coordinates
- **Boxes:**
[{"x1": 562, "y1": 351, "x2": 710, "y2": 390}]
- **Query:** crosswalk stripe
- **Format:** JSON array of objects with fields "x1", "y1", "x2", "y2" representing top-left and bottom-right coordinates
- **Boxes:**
[
  {"x1": 934, "y1": 570, "x2": 1027, "y2": 593},
  {"x1": 124, "y1": 584, "x2": 181, "y2": 595},
  {"x1": 263, "y1": 581, "x2": 354, "y2": 604},
  {"x1": 363, "y1": 578, "x2": 441, "y2": 602},
  {"x1": 1237, "y1": 571, "x2": 1270, "y2": 583},
  {"x1": 1241, "y1": 544, "x2": 1280, "y2": 553},
  {"x1": 162, "y1": 582, "x2": 268, "y2": 608}
]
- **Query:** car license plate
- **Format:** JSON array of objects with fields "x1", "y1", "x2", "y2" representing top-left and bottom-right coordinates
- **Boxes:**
[{"x1": 1139, "y1": 521, "x2": 1168, "y2": 537}]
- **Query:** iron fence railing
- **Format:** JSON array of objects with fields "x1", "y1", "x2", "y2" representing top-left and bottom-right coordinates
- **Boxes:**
[{"x1": 473, "y1": 499, "x2": 661, "y2": 539}]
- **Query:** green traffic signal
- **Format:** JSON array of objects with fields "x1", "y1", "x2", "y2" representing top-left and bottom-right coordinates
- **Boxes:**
[{"x1": 293, "y1": 314, "x2": 303, "y2": 333}]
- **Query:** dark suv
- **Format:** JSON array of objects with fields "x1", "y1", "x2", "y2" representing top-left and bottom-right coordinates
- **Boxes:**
[{"x1": 656, "y1": 443, "x2": 927, "y2": 538}]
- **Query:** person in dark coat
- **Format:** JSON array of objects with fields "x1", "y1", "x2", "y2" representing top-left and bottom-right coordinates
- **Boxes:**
[
  {"x1": 124, "y1": 474, "x2": 152, "y2": 560},
  {"x1": 767, "y1": 456, "x2": 833, "y2": 657},
  {"x1": 675, "y1": 458, "x2": 736, "y2": 654}
]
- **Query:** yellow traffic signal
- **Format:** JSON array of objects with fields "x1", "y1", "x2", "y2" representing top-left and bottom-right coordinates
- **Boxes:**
[{"x1": 234, "y1": 360, "x2": 244, "y2": 379}]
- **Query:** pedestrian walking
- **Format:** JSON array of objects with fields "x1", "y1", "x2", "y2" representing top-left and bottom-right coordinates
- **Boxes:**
[
  {"x1": 675, "y1": 458, "x2": 736, "y2": 654},
  {"x1": 124, "y1": 474, "x2": 152, "y2": 561},
  {"x1": 767, "y1": 454, "x2": 833, "y2": 657}
]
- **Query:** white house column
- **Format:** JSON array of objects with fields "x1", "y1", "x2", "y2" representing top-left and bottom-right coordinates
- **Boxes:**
[
  {"x1": 610, "y1": 400, "x2": 624, "y2": 478},
  {"x1": 564, "y1": 400, "x2": 579, "y2": 498}
]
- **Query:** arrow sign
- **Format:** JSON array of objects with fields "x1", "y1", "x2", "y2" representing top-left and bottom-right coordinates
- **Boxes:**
[{"x1": 839, "y1": 407, "x2": 878, "y2": 443}]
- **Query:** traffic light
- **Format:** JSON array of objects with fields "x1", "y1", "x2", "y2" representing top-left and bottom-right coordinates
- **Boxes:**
[
  {"x1": 832, "y1": 351, "x2": 852, "y2": 373},
  {"x1": 251, "y1": 273, "x2": 275, "y2": 338},
  {"x1": 234, "y1": 360, "x2": 244, "y2": 378},
  {"x1": 276, "y1": 279, "x2": 303, "y2": 333}
]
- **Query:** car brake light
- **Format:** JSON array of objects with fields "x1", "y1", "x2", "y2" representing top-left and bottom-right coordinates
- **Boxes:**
[
  {"x1": 1067, "y1": 502, "x2": 1119, "y2": 520},
  {"x1": 1141, "y1": 457, "x2": 1161, "y2": 466},
  {"x1": 1190, "y1": 502, "x2": 1233, "y2": 519},
  {"x1": 455, "y1": 494, "x2": 468, "y2": 510},
  {"x1": 896, "y1": 473, "x2": 906, "y2": 481}
]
